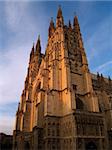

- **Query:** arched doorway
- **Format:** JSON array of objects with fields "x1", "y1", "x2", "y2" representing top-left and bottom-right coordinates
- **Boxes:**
[
  {"x1": 85, "y1": 141, "x2": 97, "y2": 150},
  {"x1": 24, "y1": 141, "x2": 30, "y2": 150}
]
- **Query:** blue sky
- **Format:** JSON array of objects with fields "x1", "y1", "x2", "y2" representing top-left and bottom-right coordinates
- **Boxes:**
[{"x1": 0, "y1": 1, "x2": 112, "y2": 134}]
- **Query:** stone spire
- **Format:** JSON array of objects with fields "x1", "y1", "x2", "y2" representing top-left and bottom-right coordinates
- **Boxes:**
[
  {"x1": 33, "y1": 35, "x2": 42, "y2": 74},
  {"x1": 56, "y1": 6, "x2": 64, "y2": 28},
  {"x1": 72, "y1": 15, "x2": 88, "y2": 71},
  {"x1": 68, "y1": 20, "x2": 72, "y2": 29},
  {"x1": 57, "y1": 6, "x2": 62, "y2": 18},
  {"x1": 25, "y1": 36, "x2": 42, "y2": 87},
  {"x1": 48, "y1": 17, "x2": 55, "y2": 38},
  {"x1": 35, "y1": 35, "x2": 41, "y2": 55},
  {"x1": 25, "y1": 44, "x2": 35, "y2": 86},
  {"x1": 26, "y1": 44, "x2": 34, "y2": 83},
  {"x1": 97, "y1": 72, "x2": 100, "y2": 78},
  {"x1": 73, "y1": 15, "x2": 83, "y2": 49},
  {"x1": 17, "y1": 102, "x2": 20, "y2": 112},
  {"x1": 29, "y1": 43, "x2": 34, "y2": 62},
  {"x1": 73, "y1": 16, "x2": 80, "y2": 30},
  {"x1": 108, "y1": 76, "x2": 111, "y2": 81},
  {"x1": 108, "y1": 76, "x2": 111, "y2": 85},
  {"x1": 101, "y1": 73, "x2": 104, "y2": 78}
]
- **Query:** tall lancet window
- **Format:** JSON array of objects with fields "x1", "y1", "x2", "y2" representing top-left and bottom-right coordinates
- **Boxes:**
[
  {"x1": 76, "y1": 98, "x2": 84, "y2": 110},
  {"x1": 36, "y1": 82, "x2": 41, "y2": 92},
  {"x1": 35, "y1": 105, "x2": 38, "y2": 126},
  {"x1": 109, "y1": 96, "x2": 112, "y2": 109}
]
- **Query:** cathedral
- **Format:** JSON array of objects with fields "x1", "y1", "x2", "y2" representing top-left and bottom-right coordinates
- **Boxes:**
[{"x1": 13, "y1": 7, "x2": 112, "y2": 150}]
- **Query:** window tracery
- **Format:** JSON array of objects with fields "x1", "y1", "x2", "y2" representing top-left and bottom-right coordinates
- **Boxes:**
[{"x1": 76, "y1": 98, "x2": 84, "y2": 110}]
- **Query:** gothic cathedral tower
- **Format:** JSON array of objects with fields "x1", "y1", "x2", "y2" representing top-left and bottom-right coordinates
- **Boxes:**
[{"x1": 13, "y1": 7, "x2": 112, "y2": 150}]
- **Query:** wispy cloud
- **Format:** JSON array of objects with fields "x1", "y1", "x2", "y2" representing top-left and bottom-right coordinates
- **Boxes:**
[
  {"x1": 0, "y1": 2, "x2": 48, "y2": 134},
  {"x1": 93, "y1": 61, "x2": 112, "y2": 74},
  {"x1": 0, "y1": 115, "x2": 15, "y2": 135},
  {"x1": 4, "y1": 2, "x2": 28, "y2": 31},
  {"x1": 0, "y1": 102, "x2": 17, "y2": 134},
  {"x1": 0, "y1": 2, "x2": 47, "y2": 106},
  {"x1": 0, "y1": 45, "x2": 30, "y2": 106},
  {"x1": 3, "y1": 2, "x2": 38, "y2": 45},
  {"x1": 0, "y1": 2, "x2": 35, "y2": 134},
  {"x1": 84, "y1": 12, "x2": 112, "y2": 77},
  {"x1": 85, "y1": 15, "x2": 112, "y2": 62}
]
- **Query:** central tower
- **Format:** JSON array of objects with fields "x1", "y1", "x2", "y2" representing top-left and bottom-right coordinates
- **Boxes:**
[
  {"x1": 43, "y1": 7, "x2": 99, "y2": 117},
  {"x1": 13, "y1": 7, "x2": 108, "y2": 150}
]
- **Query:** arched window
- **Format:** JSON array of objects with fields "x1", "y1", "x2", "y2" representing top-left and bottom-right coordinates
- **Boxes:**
[
  {"x1": 76, "y1": 98, "x2": 84, "y2": 110},
  {"x1": 99, "y1": 103, "x2": 104, "y2": 112}
]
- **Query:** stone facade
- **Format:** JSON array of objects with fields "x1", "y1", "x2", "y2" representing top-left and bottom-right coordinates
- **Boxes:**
[{"x1": 13, "y1": 7, "x2": 112, "y2": 150}]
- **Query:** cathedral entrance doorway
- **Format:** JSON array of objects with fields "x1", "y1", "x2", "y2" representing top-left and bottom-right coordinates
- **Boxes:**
[
  {"x1": 24, "y1": 141, "x2": 30, "y2": 150},
  {"x1": 85, "y1": 141, "x2": 97, "y2": 150}
]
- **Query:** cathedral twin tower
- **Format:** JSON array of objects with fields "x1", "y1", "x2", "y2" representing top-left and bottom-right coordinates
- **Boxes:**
[{"x1": 13, "y1": 7, "x2": 112, "y2": 150}]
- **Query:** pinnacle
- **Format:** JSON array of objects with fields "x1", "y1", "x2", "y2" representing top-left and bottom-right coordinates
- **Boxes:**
[
  {"x1": 50, "y1": 17, "x2": 54, "y2": 27},
  {"x1": 31, "y1": 45, "x2": 34, "y2": 55},
  {"x1": 73, "y1": 15, "x2": 79, "y2": 27},
  {"x1": 35, "y1": 35, "x2": 41, "y2": 55},
  {"x1": 32, "y1": 43, "x2": 34, "y2": 51},
  {"x1": 57, "y1": 5, "x2": 63, "y2": 18},
  {"x1": 37, "y1": 35, "x2": 40, "y2": 42},
  {"x1": 49, "y1": 17, "x2": 55, "y2": 38},
  {"x1": 56, "y1": 6, "x2": 64, "y2": 28},
  {"x1": 36, "y1": 35, "x2": 40, "y2": 46},
  {"x1": 29, "y1": 43, "x2": 34, "y2": 62},
  {"x1": 108, "y1": 76, "x2": 111, "y2": 81},
  {"x1": 51, "y1": 17, "x2": 53, "y2": 21},
  {"x1": 69, "y1": 20, "x2": 72, "y2": 28}
]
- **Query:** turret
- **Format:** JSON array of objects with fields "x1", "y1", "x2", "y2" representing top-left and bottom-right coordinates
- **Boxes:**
[
  {"x1": 48, "y1": 18, "x2": 55, "y2": 38},
  {"x1": 56, "y1": 6, "x2": 64, "y2": 28}
]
